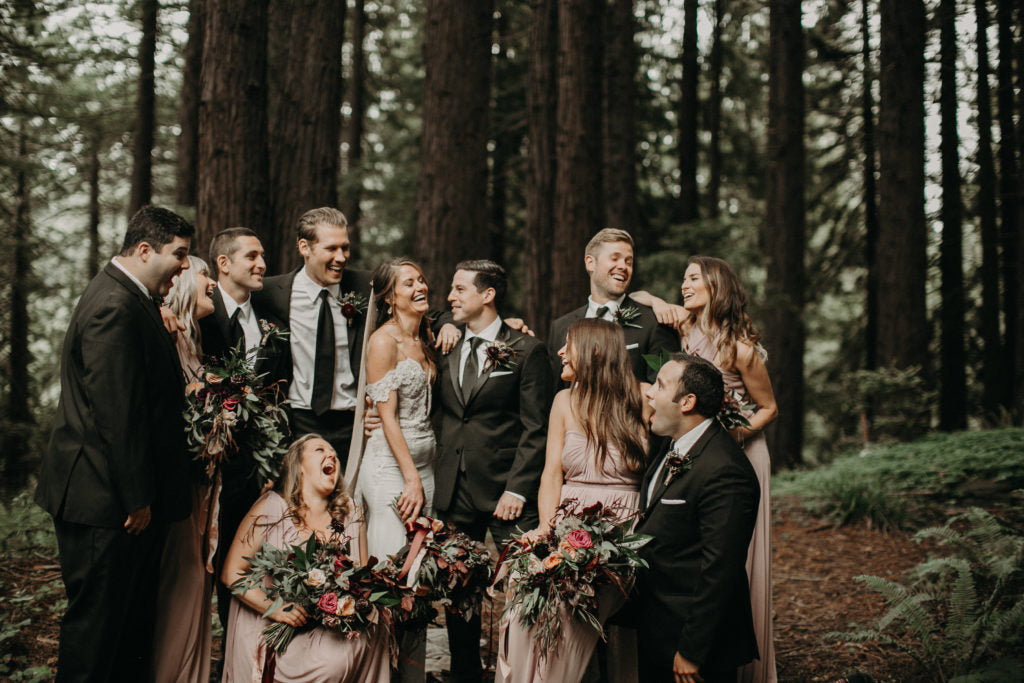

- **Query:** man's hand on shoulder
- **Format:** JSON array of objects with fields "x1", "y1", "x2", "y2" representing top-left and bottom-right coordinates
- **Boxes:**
[
  {"x1": 124, "y1": 505, "x2": 151, "y2": 535},
  {"x1": 673, "y1": 652, "x2": 703, "y2": 683},
  {"x1": 493, "y1": 492, "x2": 524, "y2": 521}
]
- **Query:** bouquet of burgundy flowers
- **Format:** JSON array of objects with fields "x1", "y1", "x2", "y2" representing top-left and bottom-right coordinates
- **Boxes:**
[
  {"x1": 493, "y1": 499, "x2": 652, "y2": 657},
  {"x1": 183, "y1": 322, "x2": 288, "y2": 484}
]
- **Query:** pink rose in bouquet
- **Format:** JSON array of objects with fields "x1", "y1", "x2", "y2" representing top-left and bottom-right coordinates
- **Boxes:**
[
  {"x1": 566, "y1": 529, "x2": 593, "y2": 549},
  {"x1": 317, "y1": 591, "x2": 339, "y2": 615}
]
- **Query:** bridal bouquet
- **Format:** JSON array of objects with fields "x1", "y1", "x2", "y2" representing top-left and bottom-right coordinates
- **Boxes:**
[
  {"x1": 386, "y1": 515, "x2": 493, "y2": 627},
  {"x1": 493, "y1": 499, "x2": 652, "y2": 656},
  {"x1": 183, "y1": 322, "x2": 289, "y2": 484},
  {"x1": 231, "y1": 528, "x2": 400, "y2": 654}
]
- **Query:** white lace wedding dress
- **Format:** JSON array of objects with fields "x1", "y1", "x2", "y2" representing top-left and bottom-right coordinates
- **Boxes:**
[{"x1": 356, "y1": 357, "x2": 436, "y2": 559}]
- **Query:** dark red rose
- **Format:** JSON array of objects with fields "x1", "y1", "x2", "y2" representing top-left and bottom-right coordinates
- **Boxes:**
[
  {"x1": 341, "y1": 303, "x2": 357, "y2": 319},
  {"x1": 318, "y1": 592, "x2": 339, "y2": 615}
]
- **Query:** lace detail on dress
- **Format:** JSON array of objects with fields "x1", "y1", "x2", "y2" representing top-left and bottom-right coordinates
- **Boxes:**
[{"x1": 365, "y1": 357, "x2": 432, "y2": 430}]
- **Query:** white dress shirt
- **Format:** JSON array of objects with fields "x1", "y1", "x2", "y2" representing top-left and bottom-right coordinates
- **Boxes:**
[
  {"x1": 111, "y1": 256, "x2": 152, "y2": 297},
  {"x1": 585, "y1": 294, "x2": 626, "y2": 321},
  {"x1": 458, "y1": 314, "x2": 503, "y2": 385},
  {"x1": 217, "y1": 287, "x2": 261, "y2": 352},
  {"x1": 286, "y1": 267, "x2": 356, "y2": 411},
  {"x1": 647, "y1": 418, "x2": 714, "y2": 503}
]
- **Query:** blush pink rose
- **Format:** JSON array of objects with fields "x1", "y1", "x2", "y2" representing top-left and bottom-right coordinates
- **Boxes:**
[
  {"x1": 317, "y1": 592, "x2": 339, "y2": 615},
  {"x1": 566, "y1": 529, "x2": 593, "y2": 549}
]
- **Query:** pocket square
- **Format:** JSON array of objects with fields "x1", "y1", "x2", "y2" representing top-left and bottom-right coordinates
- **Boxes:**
[
  {"x1": 659, "y1": 498, "x2": 687, "y2": 505},
  {"x1": 625, "y1": 343, "x2": 639, "y2": 350},
  {"x1": 490, "y1": 371, "x2": 514, "y2": 377}
]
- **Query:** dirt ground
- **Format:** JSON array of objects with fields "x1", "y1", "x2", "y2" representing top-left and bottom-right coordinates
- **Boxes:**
[{"x1": 0, "y1": 497, "x2": 956, "y2": 682}]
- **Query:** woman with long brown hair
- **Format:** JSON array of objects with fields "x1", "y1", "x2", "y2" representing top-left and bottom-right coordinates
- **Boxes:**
[
  {"x1": 633, "y1": 255, "x2": 778, "y2": 683},
  {"x1": 497, "y1": 318, "x2": 651, "y2": 683}
]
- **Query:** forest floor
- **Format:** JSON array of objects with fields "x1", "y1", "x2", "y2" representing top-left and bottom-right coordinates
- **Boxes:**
[{"x1": 1, "y1": 493, "x2": 961, "y2": 683}]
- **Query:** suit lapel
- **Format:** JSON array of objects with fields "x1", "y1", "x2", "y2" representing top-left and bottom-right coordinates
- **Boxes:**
[
  {"x1": 448, "y1": 344, "x2": 466, "y2": 408},
  {"x1": 643, "y1": 422, "x2": 719, "y2": 514},
  {"x1": 465, "y1": 324, "x2": 511, "y2": 407},
  {"x1": 213, "y1": 287, "x2": 232, "y2": 346}
]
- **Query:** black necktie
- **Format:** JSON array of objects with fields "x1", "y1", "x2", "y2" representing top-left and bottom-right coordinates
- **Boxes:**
[
  {"x1": 311, "y1": 290, "x2": 336, "y2": 415},
  {"x1": 229, "y1": 308, "x2": 245, "y2": 351},
  {"x1": 594, "y1": 305, "x2": 610, "y2": 320},
  {"x1": 462, "y1": 337, "x2": 484, "y2": 401}
]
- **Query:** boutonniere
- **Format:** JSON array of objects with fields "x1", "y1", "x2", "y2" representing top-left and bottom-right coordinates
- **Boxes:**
[
  {"x1": 613, "y1": 304, "x2": 643, "y2": 329},
  {"x1": 257, "y1": 318, "x2": 288, "y2": 349},
  {"x1": 336, "y1": 291, "x2": 368, "y2": 323},
  {"x1": 662, "y1": 449, "x2": 694, "y2": 486},
  {"x1": 484, "y1": 339, "x2": 519, "y2": 371}
]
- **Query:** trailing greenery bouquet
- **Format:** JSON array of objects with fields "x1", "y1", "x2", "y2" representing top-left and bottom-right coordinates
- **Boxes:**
[
  {"x1": 183, "y1": 322, "x2": 289, "y2": 484},
  {"x1": 493, "y1": 499, "x2": 653, "y2": 657}
]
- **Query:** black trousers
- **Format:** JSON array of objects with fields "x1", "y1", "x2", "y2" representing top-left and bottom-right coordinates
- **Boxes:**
[
  {"x1": 437, "y1": 470, "x2": 539, "y2": 683},
  {"x1": 53, "y1": 519, "x2": 165, "y2": 683},
  {"x1": 290, "y1": 407, "x2": 355, "y2": 467}
]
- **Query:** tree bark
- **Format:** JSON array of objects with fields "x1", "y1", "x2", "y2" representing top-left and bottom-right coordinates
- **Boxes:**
[
  {"x1": 524, "y1": 0, "x2": 558, "y2": 339},
  {"x1": 975, "y1": 0, "x2": 1002, "y2": 419},
  {"x1": 551, "y1": 0, "x2": 603, "y2": 319},
  {"x1": 877, "y1": 0, "x2": 928, "y2": 400},
  {"x1": 939, "y1": 0, "x2": 966, "y2": 431},
  {"x1": 197, "y1": 0, "x2": 271, "y2": 267},
  {"x1": 267, "y1": 0, "x2": 345, "y2": 274},
  {"x1": 861, "y1": 0, "x2": 879, "y2": 378},
  {"x1": 88, "y1": 137, "x2": 101, "y2": 280},
  {"x1": 603, "y1": 0, "x2": 638, "y2": 231},
  {"x1": 128, "y1": 0, "x2": 157, "y2": 217},
  {"x1": 175, "y1": 0, "x2": 202, "y2": 207},
  {"x1": 677, "y1": 0, "x2": 700, "y2": 223},
  {"x1": 707, "y1": 0, "x2": 725, "y2": 218},
  {"x1": 415, "y1": 0, "x2": 494, "y2": 307},
  {"x1": 487, "y1": 5, "x2": 521, "y2": 266},
  {"x1": 342, "y1": 0, "x2": 367, "y2": 252},
  {"x1": 763, "y1": 0, "x2": 806, "y2": 469}
]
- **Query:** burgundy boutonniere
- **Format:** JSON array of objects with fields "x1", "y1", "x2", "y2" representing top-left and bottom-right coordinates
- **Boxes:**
[
  {"x1": 484, "y1": 339, "x2": 519, "y2": 371},
  {"x1": 336, "y1": 291, "x2": 368, "y2": 323},
  {"x1": 613, "y1": 304, "x2": 643, "y2": 329},
  {"x1": 662, "y1": 449, "x2": 694, "y2": 486}
]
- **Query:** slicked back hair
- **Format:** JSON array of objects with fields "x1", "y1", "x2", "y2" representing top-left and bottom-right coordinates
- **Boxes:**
[
  {"x1": 296, "y1": 207, "x2": 348, "y2": 244},
  {"x1": 120, "y1": 206, "x2": 194, "y2": 256},
  {"x1": 671, "y1": 352, "x2": 725, "y2": 418},
  {"x1": 584, "y1": 228, "x2": 634, "y2": 258},
  {"x1": 209, "y1": 227, "x2": 260, "y2": 266},
  {"x1": 454, "y1": 259, "x2": 507, "y2": 309}
]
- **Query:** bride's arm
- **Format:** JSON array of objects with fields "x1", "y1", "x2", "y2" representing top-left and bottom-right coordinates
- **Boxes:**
[
  {"x1": 366, "y1": 333, "x2": 425, "y2": 523},
  {"x1": 221, "y1": 499, "x2": 309, "y2": 627},
  {"x1": 533, "y1": 390, "x2": 570, "y2": 536}
]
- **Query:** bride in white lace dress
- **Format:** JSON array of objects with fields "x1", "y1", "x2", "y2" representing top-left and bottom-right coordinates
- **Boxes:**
[{"x1": 357, "y1": 258, "x2": 437, "y2": 559}]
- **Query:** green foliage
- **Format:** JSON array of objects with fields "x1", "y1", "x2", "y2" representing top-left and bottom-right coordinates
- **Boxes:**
[
  {"x1": 827, "y1": 509, "x2": 1024, "y2": 681},
  {"x1": 812, "y1": 477, "x2": 907, "y2": 530},
  {"x1": 0, "y1": 491, "x2": 55, "y2": 555}
]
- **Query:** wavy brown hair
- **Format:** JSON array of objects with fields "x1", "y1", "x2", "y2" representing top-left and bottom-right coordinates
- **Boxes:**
[
  {"x1": 279, "y1": 433, "x2": 351, "y2": 525},
  {"x1": 565, "y1": 319, "x2": 647, "y2": 474},
  {"x1": 681, "y1": 255, "x2": 762, "y2": 370},
  {"x1": 370, "y1": 257, "x2": 437, "y2": 380}
]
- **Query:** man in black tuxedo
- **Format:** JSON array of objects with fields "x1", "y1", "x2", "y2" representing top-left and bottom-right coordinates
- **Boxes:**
[
  {"x1": 549, "y1": 228, "x2": 678, "y2": 384},
  {"x1": 632, "y1": 353, "x2": 760, "y2": 682},
  {"x1": 35, "y1": 206, "x2": 195, "y2": 682},
  {"x1": 434, "y1": 260, "x2": 553, "y2": 682},
  {"x1": 252, "y1": 207, "x2": 371, "y2": 460}
]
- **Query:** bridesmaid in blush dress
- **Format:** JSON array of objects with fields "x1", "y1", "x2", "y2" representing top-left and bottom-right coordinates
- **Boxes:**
[
  {"x1": 632, "y1": 255, "x2": 779, "y2": 683},
  {"x1": 497, "y1": 318, "x2": 650, "y2": 683}
]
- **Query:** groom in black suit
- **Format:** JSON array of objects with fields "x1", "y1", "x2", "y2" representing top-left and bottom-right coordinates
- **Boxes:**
[
  {"x1": 35, "y1": 206, "x2": 195, "y2": 682},
  {"x1": 434, "y1": 260, "x2": 554, "y2": 682},
  {"x1": 633, "y1": 353, "x2": 760, "y2": 683},
  {"x1": 549, "y1": 227, "x2": 677, "y2": 384}
]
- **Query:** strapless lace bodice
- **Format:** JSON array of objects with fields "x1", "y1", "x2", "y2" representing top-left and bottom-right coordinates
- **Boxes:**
[{"x1": 365, "y1": 357, "x2": 433, "y2": 433}]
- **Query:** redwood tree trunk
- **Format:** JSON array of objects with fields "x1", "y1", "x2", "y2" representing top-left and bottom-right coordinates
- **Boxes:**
[
  {"x1": 197, "y1": 0, "x2": 270, "y2": 265},
  {"x1": 88, "y1": 138, "x2": 101, "y2": 279},
  {"x1": 128, "y1": 0, "x2": 157, "y2": 217},
  {"x1": 707, "y1": 0, "x2": 725, "y2": 218},
  {"x1": 342, "y1": 0, "x2": 367, "y2": 251},
  {"x1": 677, "y1": 0, "x2": 700, "y2": 223},
  {"x1": 415, "y1": 0, "x2": 493, "y2": 306},
  {"x1": 487, "y1": 5, "x2": 521, "y2": 266},
  {"x1": 524, "y1": 0, "x2": 558, "y2": 339},
  {"x1": 861, "y1": 0, "x2": 879, "y2": 376},
  {"x1": 603, "y1": 0, "x2": 637, "y2": 231},
  {"x1": 877, "y1": 0, "x2": 928, "y2": 405},
  {"x1": 267, "y1": 0, "x2": 345, "y2": 274},
  {"x1": 763, "y1": 0, "x2": 806, "y2": 469},
  {"x1": 551, "y1": 0, "x2": 603, "y2": 318},
  {"x1": 939, "y1": 0, "x2": 966, "y2": 430},
  {"x1": 175, "y1": 0, "x2": 202, "y2": 207}
]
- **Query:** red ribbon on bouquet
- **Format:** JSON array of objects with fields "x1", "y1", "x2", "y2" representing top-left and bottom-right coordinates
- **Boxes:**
[{"x1": 397, "y1": 522, "x2": 430, "y2": 581}]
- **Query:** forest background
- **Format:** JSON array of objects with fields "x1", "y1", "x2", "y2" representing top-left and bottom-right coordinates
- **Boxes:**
[{"x1": 2, "y1": 0, "x2": 1024, "y2": 494}]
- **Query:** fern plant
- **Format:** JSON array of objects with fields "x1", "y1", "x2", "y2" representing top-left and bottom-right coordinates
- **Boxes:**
[{"x1": 827, "y1": 508, "x2": 1024, "y2": 681}]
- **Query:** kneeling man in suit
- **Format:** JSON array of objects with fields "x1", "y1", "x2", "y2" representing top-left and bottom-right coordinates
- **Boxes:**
[{"x1": 633, "y1": 352, "x2": 760, "y2": 683}]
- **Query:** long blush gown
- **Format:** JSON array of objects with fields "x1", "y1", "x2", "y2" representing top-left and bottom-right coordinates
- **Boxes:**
[
  {"x1": 496, "y1": 429, "x2": 643, "y2": 683},
  {"x1": 687, "y1": 328, "x2": 777, "y2": 683},
  {"x1": 221, "y1": 492, "x2": 390, "y2": 682}
]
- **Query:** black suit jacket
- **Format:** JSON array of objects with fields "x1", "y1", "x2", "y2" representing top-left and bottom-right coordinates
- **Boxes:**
[
  {"x1": 548, "y1": 298, "x2": 678, "y2": 384},
  {"x1": 433, "y1": 322, "x2": 553, "y2": 513},
  {"x1": 36, "y1": 264, "x2": 190, "y2": 527},
  {"x1": 198, "y1": 287, "x2": 283, "y2": 375},
  {"x1": 633, "y1": 421, "x2": 760, "y2": 672},
  {"x1": 251, "y1": 266, "x2": 372, "y2": 387}
]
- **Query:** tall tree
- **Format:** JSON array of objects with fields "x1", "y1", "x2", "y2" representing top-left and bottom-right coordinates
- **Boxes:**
[
  {"x1": 603, "y1": 0, "x2": 638, "y2": 231},
  {"x1": 861, "y1": 0, "x2": 880, "y2": 377},
  {"x1": 87, "y1": 135, "x2": 101, "y2": 279},
  {"x1": 175, "y1": 0, "x2": 202, "y2": 207},
  {"x1": 706, "y1": 0, "x2": 725, "y2": 218},
  {"x1": 267, "y1": 0, "x2": 346, "y2": 274},
  {"x1": 524, "y1": 0, "x2": 558, "y2": 339},
  {"x1": 342, "y1": 0, "x2": 367, "y2": 251},
  {"x1": 128, "y1": 0, "x2": 158, "y2": 217},
  {"x1": 677, "y1": 0, "x2": 700, "y2": 223},
  {"x1": 877, "y1": 0, "x2": 928, "y2": 422},
  {"x1": 763, "y1": 0, "x2": 806, "y2": 468},
  {"x1": 487, "y1": 4, "x2": 524, "y2": 265},
  {"x1": 939, "y1": 0, "x2": 966, "y2": 430},
  {"x1": 197, "y1": 0, "x2": 271, "y2": 264},
  {"x1": 975, "y1": 0, "x2": 1002, "y2": 419},
  {"x1": 996, "y1": 0, "x2": 1020, "y2": 411},
  {"x1": 415, "y1": 0, "x2": 494, "y2": 304},
  {"x1": 551, "y1": 0, "x2": 603, "y2": 317}
]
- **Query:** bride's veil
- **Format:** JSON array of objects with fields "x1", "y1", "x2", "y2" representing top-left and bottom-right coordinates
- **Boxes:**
[{"x1": 344, "y1": 285, "x2": 378, "y2": 491}]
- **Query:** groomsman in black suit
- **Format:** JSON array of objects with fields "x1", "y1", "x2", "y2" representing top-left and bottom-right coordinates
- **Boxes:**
[
  {"x1": 633, "y1": 353, "x2": 760, "y2": 682},
  {"x1": 549, "y1": 227, "x2": 678, "y2": 383},
  {"x1": 35, "y1": 206, "x2": 195, "y2": 682},
  {"x1": 252, "y1": 207, "x2": 372, "y2": 460},
  {"x1": 434, "y1": 260, "x2": 554, "y2": 682}
]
